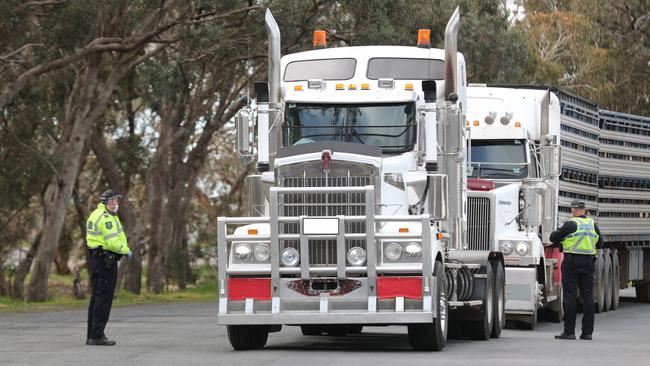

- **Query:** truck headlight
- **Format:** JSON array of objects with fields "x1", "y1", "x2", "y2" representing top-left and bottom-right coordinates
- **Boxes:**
[
  {"x1": 253, "y1": 243, "x2": 271, "y2": 262},
  {"x1": 281, "y1": 247, "x2": 299, "y2": 267},
  {"x1": 499, "y1": 241, "x2": 514, "y2": 255},
  {"x1": 234, "y1": 244, "x2": 252, "y2": 262},
  {"x1": 515, "y1": 242, "x2": 530, "y2": 256},
  {"x1": 385, "y1": 242, "x2": 403, "y2": 262},
  {"x1": 347, "y1": 247, "x2": 367, "y2": 266},
  {"x1": 404, "y1": 243, "x2": 422, "y2": 259}
]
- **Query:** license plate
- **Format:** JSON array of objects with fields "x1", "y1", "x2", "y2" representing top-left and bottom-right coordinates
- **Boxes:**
[{"x1": 302, "y1": 218, "x2": 339, "y2": 235}]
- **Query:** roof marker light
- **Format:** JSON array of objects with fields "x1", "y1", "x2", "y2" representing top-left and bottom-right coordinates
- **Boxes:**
[
  {"x1": 348, "y1": 83, "x2": 357, "y2": 90},
  {"x1": 417, "y1": 29, "x2": 431, "y2": 48},
  {"x1": 313, "y1": 30, "x2": 327, "y2": 49},
  {"x1": 361, "y1": 83, "x2": 370, "y2": 90},
  {"x1": 405, "y1": 83, "x2": 414, "y2": 91},
  {"x1": 336, "y1": 83, "x2": 344, "y2": 90}
]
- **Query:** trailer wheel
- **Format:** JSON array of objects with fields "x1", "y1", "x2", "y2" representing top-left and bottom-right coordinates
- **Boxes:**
[
  {"x1": 594, "y1": 253, "x2": 605, "y2": 313},
  {"x1": 491, "y1": 261, "x2": 506, "y2": 338},
  {"x1": 227, "y1": 325, "x2": 269, "y2": 350},
  {"x1": 408, "y1": 262, "x2": 447, "y2": 351},
  {"x1": 603, "y1": 251, "x2": 612, "y2": 312},
  {"x1": 635, "y1": 282, "x2": 650, "y2": 303},
  {"x1": 611, "y1": 251, "x2": 620, "y2": 310},
  {"x1": 300, "y1": 325, "x2": 324, "y2": 336},
  {"x1": 468, "y1": 261, "x2": 494, "y2": 340}
]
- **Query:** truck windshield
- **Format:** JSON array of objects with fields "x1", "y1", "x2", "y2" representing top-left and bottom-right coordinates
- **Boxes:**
[
  {"x1": 283, "y1": 102, "x2": 416, "y2": 154},
  {"x1": 469, "y1": 139, "x2": 528, "y2": 179}
]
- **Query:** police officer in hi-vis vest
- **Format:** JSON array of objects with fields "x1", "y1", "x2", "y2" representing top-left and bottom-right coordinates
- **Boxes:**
[
  {"x1": 86, "y1": 190, "x2": 132, "y2": 346},
  {"x1": 550, "y1": 200, "x2": 603, "y2": 340}
]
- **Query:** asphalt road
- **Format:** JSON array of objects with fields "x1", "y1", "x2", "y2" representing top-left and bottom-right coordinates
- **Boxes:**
[{"x1": 1, "y1": 290, "x2": 648, "y2": 366}]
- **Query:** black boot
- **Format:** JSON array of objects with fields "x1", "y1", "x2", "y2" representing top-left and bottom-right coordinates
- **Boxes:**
[
  {"x1": 554, "y1": 332, "x2": 576, "y2": 340},
  {"x1": 86, "y1": 337, "x2": 116, "y2": 346},
  {"x1": 579, "y1": 334, "x2": 592, "y2": 340}
]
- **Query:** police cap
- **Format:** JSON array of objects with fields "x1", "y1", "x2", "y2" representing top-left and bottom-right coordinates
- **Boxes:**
[
  {"x1": 100, "y1": 190, "x2": 122, "y2": 203},
  {"x1": 570, "y1": 200, "x2": 586, "y2": 209}
]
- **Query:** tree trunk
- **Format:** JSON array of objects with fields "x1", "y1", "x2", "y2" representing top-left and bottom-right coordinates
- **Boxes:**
[
  {"x1": 26, "y1": 58, "x2": 100, "y2": 302},
  {"x1": 0, "y1": 265, "x2": 6, "y2": 297},
  {"x1": 12, "y1": 232, "x2": 41, "y2": 299}
]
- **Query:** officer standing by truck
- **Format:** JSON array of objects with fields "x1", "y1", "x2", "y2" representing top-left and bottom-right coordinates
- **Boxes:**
[
  {"x1": 85, "y1": 190, "x2": 132, "y2": 346},
  {"x1": 550, "y1": 200, "x2": 603, "y2": 340}
]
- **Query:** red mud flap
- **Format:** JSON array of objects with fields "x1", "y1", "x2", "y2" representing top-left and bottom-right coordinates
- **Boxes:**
[{"x1": 544, "y1": 247, "x2": 563, "y2": 284}]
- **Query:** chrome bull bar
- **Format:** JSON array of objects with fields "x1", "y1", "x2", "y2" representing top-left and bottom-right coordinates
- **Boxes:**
[{"x1": 216, "y1": 185, "x2": 435, "y2": 322}]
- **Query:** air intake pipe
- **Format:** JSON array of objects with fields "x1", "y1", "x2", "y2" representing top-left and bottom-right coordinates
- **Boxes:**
[{"x1": 443, "y1": 7, "x2": 460, "y2": 101}]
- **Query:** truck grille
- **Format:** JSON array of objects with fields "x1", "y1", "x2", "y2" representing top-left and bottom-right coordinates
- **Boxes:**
[
  {"x1": 280, "y1": 175, "x2": 373, "y2": 267},
  {"x1": 467, "y1": 196, "x2": 491, "y2": 251}
]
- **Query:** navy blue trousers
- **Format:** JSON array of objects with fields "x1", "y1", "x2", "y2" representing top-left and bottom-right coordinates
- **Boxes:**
[{"x1": 562, "y1": 253, "x2": 595, "y2": 336}]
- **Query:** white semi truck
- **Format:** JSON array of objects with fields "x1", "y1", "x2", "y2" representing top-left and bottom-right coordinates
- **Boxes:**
[
  {"x1": 216, "y1": 9, "x2": 512, "y2": 351},
  {"x1": 465, "y1": 86, "x2": 564, "y2": 329},
  {"x1": 466, "y1": 85, "x2": 650, "y2": 327}
]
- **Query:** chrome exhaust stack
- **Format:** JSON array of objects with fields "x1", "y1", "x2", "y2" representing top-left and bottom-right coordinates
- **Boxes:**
[
  {"x1": 265, "y1": 9, "x2": 282, "y2": 166},
  {"x1": 443, "y1": 7, "x2": 460, "y2": 101}
]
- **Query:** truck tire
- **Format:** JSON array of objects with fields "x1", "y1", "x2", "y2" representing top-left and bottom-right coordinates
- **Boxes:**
[
  {"x1": 408, "y1": 262, "x2": 447, "y2": 351},
  {"x1": 301, "y1": 325, "x2": 324, "y2": 336},
  {"x1": 611, "y1": 251, "x2": 620, "y2": 310},
  {"x1": 635, "y1": 282, "x2": 650, "y2": 303},
  {"x1": 491, "y1": 261, "x2": 506, "y2": 338},
  {"x1": 227, "y1": 325, "x2": 269, "y2": 350},
  {"x1": 603, "y1": 251, "x2": 612, "y2": 312},
  {"x1": 468, "y1": 261, "x2": 494, "y2": 340},
  {"x1": 595, "y1": 253, "x2": 605, "y2": 313}
]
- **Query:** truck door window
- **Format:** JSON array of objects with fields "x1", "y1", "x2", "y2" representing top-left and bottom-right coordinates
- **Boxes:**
[{"x1": 284, "y1": 103, "x2": 416, "y2": 154}]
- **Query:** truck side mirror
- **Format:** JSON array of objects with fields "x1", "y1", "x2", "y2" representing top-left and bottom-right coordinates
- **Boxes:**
[
  {"x1": 236, "y1": 110, "x2": 254, "y2": 163},
  {"x1": 541, "y1": 144, "x2": 561, "y2": 178}
]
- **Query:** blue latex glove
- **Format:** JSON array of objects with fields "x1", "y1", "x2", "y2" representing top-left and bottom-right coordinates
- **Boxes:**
[{"x1": 126, "y1": 250, "x2": 133, "y2": 260}]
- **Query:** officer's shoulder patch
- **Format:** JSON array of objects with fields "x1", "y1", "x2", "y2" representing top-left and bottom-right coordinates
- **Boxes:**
[
  {"x1": 87, "y1": 221, "x2": 93, "y2": 229},
  {"x1": 106, "y1": 222, "x2": 113, "y2": 230}
]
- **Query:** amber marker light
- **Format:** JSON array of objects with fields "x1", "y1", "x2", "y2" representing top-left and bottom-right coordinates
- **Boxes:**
[
  {"x1": 417, "y1": 29, "x2": 431, "y2": 48},
  {"x1": 515, "y1": 121, "x2": 522, "y2": 128},
  {"x1": 348, "y1": 84, "x2": 357, "y2": 90},
  {"x1": 336, "y1": 83, "x2": 344, "y2": 90},
  {"x1": 361, "y1": 83, "x2": 370, "y2": 90},
  {"x1": 248, "y1": 229, "x2": 258, "y2": 235},
  {"x1": 294, "y1": 85, "x2": 303, "y2": 91},
  {"x1": 313, "y1": 30, "x2": 327, "y2": 49},
  {"x1": 399, "y1": 228, "x2": 409, "y2": 233},
  {"x1": 405, "y1": 83, "x2": 414, "y2": 91},
  {"x1": 473, "y1": 120, "x2": 480, "y2": 126}
]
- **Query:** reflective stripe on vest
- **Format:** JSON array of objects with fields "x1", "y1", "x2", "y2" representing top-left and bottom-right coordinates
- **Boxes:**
[{"x1": 561, "y1": 217, "x2": 598, "y2": 255}]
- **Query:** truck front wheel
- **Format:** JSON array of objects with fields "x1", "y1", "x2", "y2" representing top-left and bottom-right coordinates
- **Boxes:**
[
  {"x1": 227, "y1": 325, "x2": 269, "y2": 350},
  {"x1": 491, "y1": 261, "x2": 506, "y2": 338},
  {"x1": 407, "y1": 262, "x2": 447, "y2": 351}
]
